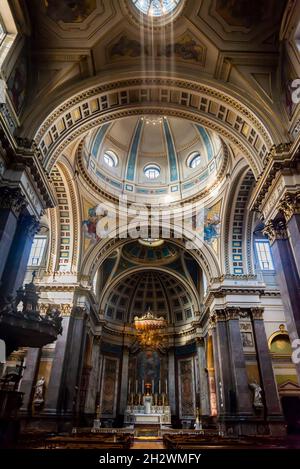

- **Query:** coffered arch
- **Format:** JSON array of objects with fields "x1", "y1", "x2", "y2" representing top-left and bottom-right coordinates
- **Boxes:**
[{"x1": 25, "y1": 75, "x2": 284, "y2": 179}]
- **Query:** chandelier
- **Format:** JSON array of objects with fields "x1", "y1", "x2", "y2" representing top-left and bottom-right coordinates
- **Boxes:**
[{"x1": 134, "y1": 308, "x2": 167, "y2": 348}]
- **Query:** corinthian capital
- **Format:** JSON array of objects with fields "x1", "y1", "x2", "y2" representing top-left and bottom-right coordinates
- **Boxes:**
[
  {"x1": 225, "y1": 307, "x2": 241, "y2": 321},
  {"x1": 251, "y1": 307, "x2": 264, "y2": 320},
  {"x1": 262, "y1": 219, "x2": 288, "y2": 245},
  {"x1": 278, "y1": 192, "x2": 300, "y2": 222},
  {"x1": 0, "y1": 187, "x2": 26, "y2": 215}
]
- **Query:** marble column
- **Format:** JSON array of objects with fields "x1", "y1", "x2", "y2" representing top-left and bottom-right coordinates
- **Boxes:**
[
  {"x1": 214, "y1": 311, "x2": 233, "y2": 415},
  {"x1": 60, "y1": 307, "x2": 86, "y2": 415},
  {"x1": 19, "y1": 348, "x2": 41, "y2": 412},
  {"x1": 84, "y1": 337, "x2": 101, "y2": 415},
  {"x1": 0, "y1": 188, "x2": 26, "y2": 281},
  {"x1": 168, "y1": 348, "x2": 176, "y2": 415},
  {"x1": 251, "y1": 307, "x2": 283, "y2": 417},
  {"x1": 196, "y1": 338, "x2": 210, "y2": 416},
  {"x1": 119, "y1": 346, "x2": 129, "y2": 415},
  {"x1": 264, "y1": 219, "x2": 300, "y2": 348},
  {"x1": 1, "y1": 213, "x2": 39, "y2": 297},
  {"x1": 44, "y1": 316, "x2": 71, "y2": 415},
  {"x1": 226, "y1": 308, "x2": 253, "y2": 415}
]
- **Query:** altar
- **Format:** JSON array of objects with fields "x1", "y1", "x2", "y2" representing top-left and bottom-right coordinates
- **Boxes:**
[{"x1": 124, "y1": 395, "x2": 171, "y2": 426}]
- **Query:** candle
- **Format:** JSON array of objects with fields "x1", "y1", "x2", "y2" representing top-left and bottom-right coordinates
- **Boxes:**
[
  {"x1": 135, "y1": 380, "x2": 138, "y2": 394},
  {"x1": 159, "y1": 379, "x2": 161, "y2": 394},
  {"x1": 128, "y1": 379, "x2": 131, "y2": 394},
  {"x1": 152, "y1": 379, "x2": 154, "y2": 392},
  {"x1": 165, "y1": 379, "x2": 168, "y2": 395},
  {"x1": 142, "y1": 379, "x2": 144, "y2": 393}
]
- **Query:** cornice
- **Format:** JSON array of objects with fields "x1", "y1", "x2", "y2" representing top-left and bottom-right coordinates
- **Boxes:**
[{"x1": 249, "y1": 142, "x2": 299, "y2": 213}]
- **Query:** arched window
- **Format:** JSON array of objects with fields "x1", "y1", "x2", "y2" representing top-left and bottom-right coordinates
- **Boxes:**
[
  {"x1": 144, "y1": 164, "x2": 160, "y2": 179},
  {"x1": 187, "y1": 152, "x2": 201, "y2": 169},
  {"x1": 104, "y1": 150, "x2": 118, "y2": 168}
]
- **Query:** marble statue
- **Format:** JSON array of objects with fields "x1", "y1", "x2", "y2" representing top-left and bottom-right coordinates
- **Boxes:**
[
  {"x1": 33, "y1": 376, "x2": 45, "y2": 406},
  {"x1": 249, "y1": 382, "x2": 263, "y2": 408}
]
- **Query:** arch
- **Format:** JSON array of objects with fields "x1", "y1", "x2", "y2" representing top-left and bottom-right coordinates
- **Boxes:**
[
  {"x1": 80, "y1": 222, "x2": 222, "y2": 284},
  {"x1": 222, "y1": 161, "x2": 255, "y2": 275},
  {"x1": 23, "y1": 76, "x2": 284, "y2": 178},
  {"x1": 47, "y1": 161, "x2": 81, "y2": 273}
]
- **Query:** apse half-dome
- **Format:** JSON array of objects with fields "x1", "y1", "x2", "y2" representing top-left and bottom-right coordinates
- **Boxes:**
[
  {"x1": 104, "y1": 270, "x2": 195, "y2": 325},
  {"x1": 82, "y1": 116, "x2": 224, "y2": 203}
]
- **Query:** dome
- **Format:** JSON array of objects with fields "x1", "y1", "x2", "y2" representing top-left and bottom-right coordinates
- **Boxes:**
[
  {"x1": 131, "y1": 0, "x2": 182, "y2": 17},
  {"x1": 82, "y1": 116, "x2": 224, "y2": 203},
  {"x1": 104, "y1": 270, "x2": 195, "y2": 325},
  {"x1": 123, "y1": 240, "x2": 179, "y2": 265}
]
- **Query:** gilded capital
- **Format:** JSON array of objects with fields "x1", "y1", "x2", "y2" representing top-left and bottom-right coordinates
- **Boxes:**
[
  {"x1": 278, "y1": 192, "x2": 300, "y2": 222},
  {"x1": 263, "y1": 219, "x2": 288, "y2": 244}
]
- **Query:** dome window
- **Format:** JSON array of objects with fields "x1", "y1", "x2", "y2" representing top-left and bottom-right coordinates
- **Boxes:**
[
  {"x1": 144, "y1": 164, "x2": 160, "y2": 179},
  {"x1": 187, "y1": 152, "x2": 201, "y2": 169},
  {"x1": 104, "y1": 150, "x2": 118, "y2": 168},
  {"x1": 131, "y1": 0, "x2": 181, "y2": 17}
]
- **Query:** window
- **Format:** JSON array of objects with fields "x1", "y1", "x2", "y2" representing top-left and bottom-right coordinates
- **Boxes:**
[
  {"x1": 255, "y1": 240, "x2": 274, "y2": 270},
  {"x1": 144, "y1": 164, "x2": 160, "y2": 179},
  {"x1": 28, "y1": 236, "x2": 47, "y2": 266},
  {"x1": 0, "y1": 22, "x2": 5, "y2": 43},
  {"x1": 131, "y1": 0, "x2": 181, "y2": 17},
  {"x1": 187, "y1": 152, "x2": 201, "y2": 169},
  {"x1": 104, "y1": 150, "x2": 118, "y2": 168}
]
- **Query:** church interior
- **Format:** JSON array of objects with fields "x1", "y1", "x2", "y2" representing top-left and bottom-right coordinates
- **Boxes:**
[{"x1": 1, "y1": 0, "x2": 300, "y2": 451}]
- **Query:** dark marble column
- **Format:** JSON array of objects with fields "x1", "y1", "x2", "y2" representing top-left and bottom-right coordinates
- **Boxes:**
[
  {"x1": 226, "y1": 308, "x2": 253, "y2": 415},
  {"x1": 264, "y1": 219, "x2": 300, "y2": 349},
  {"x1": 196, "y1": 338, "x2": 210, "y2": 416},
  {"x1": 0, "y1": 188, "x2": 26, "y2": 281},
  {"x1": 119, "y1": 346, "x2": 129, "y2": 415},
  {"x1": 168, "y1": 348, "x2": 176, "y2": 414},
  {"x1": 43, "y1": 316, "x2": 71, "y2": 415},
  {"x1": 251, "y1": 307, "x2": 283, "y2": 418},
  {"x1": 214, "y1": 311, "x2": 233, "y2": 416},
  {"x1": 60, "y1": 307, "x2": 86, "y2": 415},
  {"x1": 19, "y1": 348, "x2": 41, "y2": 412},
  {"x1": 0, "y1": 213, "x2": 39, "y2": 297}
]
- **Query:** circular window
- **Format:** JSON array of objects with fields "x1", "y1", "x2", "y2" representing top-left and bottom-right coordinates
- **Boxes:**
[
  {"x1": 144, "y1": 164, "x2": 160, "y2": 179},
  {"x1": 187, "y1": 152, "x2": 201, "y2": 169},
  {"x1": 104, "y1": 150, "x2": 118, "y2": 168},
  {"x1": 131, "y1": 0, "x2": 181, "y2": 17}
]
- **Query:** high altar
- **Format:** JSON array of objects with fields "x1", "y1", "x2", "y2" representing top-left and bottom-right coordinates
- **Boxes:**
[{"x1": 124, "y1": 394, "x2": 171, "y2": 426}]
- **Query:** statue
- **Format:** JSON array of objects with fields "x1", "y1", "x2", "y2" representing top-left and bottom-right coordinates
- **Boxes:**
[
  {"x1": 249, "y1": 382, "x2": 263, "y2": 408},
  {"x1": 33, "y1": 376, "x2": 45, "y2": 406}
]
